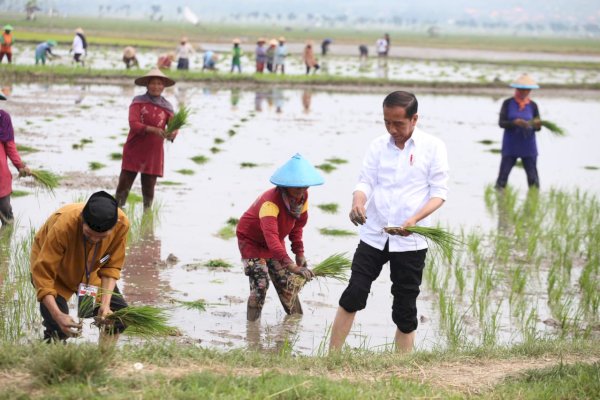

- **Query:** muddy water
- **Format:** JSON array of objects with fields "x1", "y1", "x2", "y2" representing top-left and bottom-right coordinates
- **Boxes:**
[
  {"x1": 4, "y1": 83, "x2": 600, "y2": 352},
  {"x1": 9, "y1": 44, "x2": 600, "y2": 85}
]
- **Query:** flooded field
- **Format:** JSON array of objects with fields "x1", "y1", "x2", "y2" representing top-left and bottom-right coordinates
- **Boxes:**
[
  {"x1": 2, "y1": 82, "x2": 599, "y2": 353},
  {"x1": 9, "y1": 44, "x2": 600, "y2": 85}
]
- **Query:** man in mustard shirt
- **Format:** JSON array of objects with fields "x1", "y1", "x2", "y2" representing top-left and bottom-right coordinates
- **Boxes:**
[{"x1": 31, "y1": 191, "x2": 130, "y2": 342}]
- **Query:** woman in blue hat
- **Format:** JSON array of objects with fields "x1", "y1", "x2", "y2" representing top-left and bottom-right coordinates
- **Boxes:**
[
  {"x1": 495, "y1": 73, "x2": 542, "y2": 189},
  {"x1": 236, "y1": 154, "x2": 323, "y2": 321}
]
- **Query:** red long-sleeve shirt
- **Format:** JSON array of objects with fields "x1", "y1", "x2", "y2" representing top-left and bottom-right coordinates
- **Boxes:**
[
  {"x1": 236, "y1": 187, "x2": 308, "y2": 265},
  {"x1": 0, "y1": 140, "x2": 24, "y2": 198}
]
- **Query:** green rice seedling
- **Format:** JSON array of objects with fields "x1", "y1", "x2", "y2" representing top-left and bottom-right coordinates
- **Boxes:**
[
  {"x1": 240, "y1": 118, "x2": 248, "y2": 122},
  {"x1": 477, "y1": 139, "x2": 494, "y2": 145},
  {"x1": 11, "y1": 190, "x2": 30, "y2": 197},
  {"x1": 228, "y1": 129, "x2": 237, "y2": 137},
  {"x1": 454, "y1": 264, "x2": 466, "y2": 297},
  {"x1": 216, "y1": 225, "x2": 235, "y2": 239},
  {"x1": 240, "y1": 162, "x2": 258, "y2": 168},
  {"x1": 214, "y1": 138, "x2": 225, "y2": 144},
  {"x1": 488, "y1": 148, "x2": 502, "y2": 154},
  {"x1": 288, "y1": 253, "x2": 352, "y2": 296},
  {"x1": 80, "y1": 138, "x2": 93, "y2": 145},
  {"x1": 175, "y1": 298, "x2": 207, "y2": 312},
  {"x1": 205, "y1": 259, "x2": 233, "y2": 268},
  {"x1": 316, "y1": 203, "x2": 339, "y2": 214},
  {"x1": 109, "y1": 152, "x2": 122, "y2": 160},
  {"x1": 166, "y1": 106, "x2": 191, "y2": 134},
  {"x1": 210, "y1": 146, "x2": 221, "y2": 154},
  {"x1": 88, "y1": 161, "x2": 106, "y2": 171},
  {"x1": 315, "y1": 163, "x2": 336, "y2": 173},
  {"x1": 175, "y1": 169, "x2": 195, "y2": 175},
  {"x1": 71, "y1": 143, "x2": 82, "y2": 150},
  {"x1": 319, "y1": 228, "x2": 355, "y2": 236},
  {"x1": 583, "y1": 165, "x2": 599, "y2": 170},
  {"x1": 16, "y1": 144, "x2": 39, "y2": 153},
  {"x1": 540, "y1": 119, "x2": 566, "y2": 136},
  {"x1": 127, "y1": 192, "x2": 143, "y2": 205},
  {"x1": 29, "y1": 169, "x2": 61, "y2": 193},
  {"x1": 158, "y1": 180, "x2": 183, "y2": 186},
  {"x1": 190, "y1": 155, "x2": 209, "y2": 165},
  {"x1": 103, "y1": 305, "x2": 174, "y2": 337},
  {"x1": 385, "y1": 226, "x2": 461, "y2": 263},
  {"x1": 28, "y1": 343, "x2": 114, "y2": 385},
  {"x1": 325, "y1": 157, "x2": 348, "y2": 165}
]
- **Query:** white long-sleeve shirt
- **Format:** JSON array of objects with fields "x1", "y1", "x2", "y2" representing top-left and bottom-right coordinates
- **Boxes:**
[
  {"x1": 355, "y1": 127, "x2": 449, "y2": 252},
  {"x1": 72, "y1": 35, "x2": 85, "y2": 54}
]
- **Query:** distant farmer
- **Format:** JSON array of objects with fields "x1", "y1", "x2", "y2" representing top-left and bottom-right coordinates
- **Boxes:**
[
  {"x1": 70, "y1": 27, "x2": 87, "y2": 66},
  {"x1": 157, "y1": 52, "x2": 175, "y2": 70},
  {"x1": 255, "y1": 38, "x2": 267, "y2": 73},
  {"x1": 176, "y1": 36, "x2": 194, "y2": 71},
  {"x1": 202, "y1": 50, "x2": 217, "y2": 71},
  {"x1": 321, "y1": 38, "x2": 332, "y2": 56},
  {"x1": 495, "y1": 74, "x2": 542, "y2": 189},
  {"x1": 359, "y1": 44, "x2": 368, "y2": 60},
  {"x1": 30, "y1": 191, "x2": 130, "y2": 343},
  {"x1": 115, "y1": 69, "x2": 178, "y2": 209},
  {"x1": 0, "y1": 92, "x2": 31, "y2": 226},
  {"x1": 231, "y1": 38, "x2": 243, "y2": 73},
  {"x1": 384, "y1": 33, "x2": 391, "y2": 56},
  {"x1": 35, "y1": 40, "x2": 58, "y2": 65},
  {"x1": 266, "y1": 39, "x2": 277, "y2": 72},
  {"x1": 236, "y1": 153, "x2": 324, "y2": 321},
  {"x1": 376, "y1": 36, "x2": 388, "y2": 58},
  {"x1": 303, "y1": 41, "x2": 320, "y2": 75},
  {"x1": 0, "y1": 25, "x2": 14, "y2": 64},
  {"x1": 274, "y1": 36, "x2": 287, "y2": 74},
  {"x1": 122, "y1": 46, "x2": 139, "y2": 69},
  {"x1": 329, "y1": 91, "x2": 449, "y2": 353}
]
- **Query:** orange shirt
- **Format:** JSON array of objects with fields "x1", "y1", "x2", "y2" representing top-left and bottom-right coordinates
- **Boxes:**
[
  {"x1": 1, "y1": 33, "x2": 12, "y2": 53},
  {"x1": 30, "y1": 203, "x2": 129, "y2": 301}
]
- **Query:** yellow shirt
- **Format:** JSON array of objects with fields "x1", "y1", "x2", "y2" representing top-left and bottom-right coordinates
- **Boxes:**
[{"x1": 30, "y1": 203, "x2": 129, "y2": 301}]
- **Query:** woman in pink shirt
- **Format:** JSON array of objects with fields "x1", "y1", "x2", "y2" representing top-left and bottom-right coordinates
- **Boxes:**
[{"x1": 0, "y1": 93, "x2": 30, "y2": 225}]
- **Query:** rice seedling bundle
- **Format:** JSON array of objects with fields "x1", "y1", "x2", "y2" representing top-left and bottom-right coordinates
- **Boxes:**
[
  {"x1": 384, "y1": 226, "x2": 461, "y2": 262},
  {"x1": 539, "y1": 119, "x2": 566, "y2": 137},
  {"x1": 103, "y1": 305, "x2": 173, "y2": 337},
  {"x1": 29, "y1": 169, "x2": 60, "y2": 193},
  {"x1": 288, "y1": 253, "x2": 352, "y2": 294},
  {"x1": 176, "y1": 298, "x2": 207, "y2": 312},
  {"x1": 166, "y1": 106, "x2": 191, "y2": 134}
]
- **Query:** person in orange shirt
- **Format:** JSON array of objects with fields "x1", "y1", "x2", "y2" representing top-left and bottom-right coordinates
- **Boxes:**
[
  {"x1": 30, "y1": 191, "x2": 130, "y2": 343},
  {"x1": 0, "y1": 25, "x2": 13, "y2": 64}
]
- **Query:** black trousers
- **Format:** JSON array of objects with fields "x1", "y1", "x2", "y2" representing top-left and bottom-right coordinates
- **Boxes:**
[
  {"x1": 340, "y1": 240, "x2": 427, "y2": 333},
  {"x1": 40, "y1": 285, "x2": 128, "y2": 341}
]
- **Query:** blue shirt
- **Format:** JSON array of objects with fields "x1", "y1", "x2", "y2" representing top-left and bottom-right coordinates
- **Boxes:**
[{"x1": 499, "y1": 98, "x2": 540, "y2": 157}]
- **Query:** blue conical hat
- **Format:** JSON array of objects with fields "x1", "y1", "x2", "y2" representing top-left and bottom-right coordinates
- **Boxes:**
[{"x1": 270, "y1": 153, "x2": 324, "y2": 187}]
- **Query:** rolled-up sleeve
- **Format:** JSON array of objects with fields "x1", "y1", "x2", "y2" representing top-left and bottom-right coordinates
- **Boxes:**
[
  {"x1": 354, "y1": 140, "x2": 380, "y2": 199},
  {"x1": 428, "y1": 140, "x2": 449, "y2": 200}
]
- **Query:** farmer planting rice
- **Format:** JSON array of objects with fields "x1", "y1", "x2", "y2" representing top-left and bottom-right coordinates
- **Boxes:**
[
  {"x1": 115, "y1": 68, "x2": 179, "y2": 209},
  {"x1": 329, "y1": 91, "x2": 449, "y2": 353},
  {"x1": 236, "y1": 154, "x2": 323, "y2": 321},
  {"x1": 495, "y1": 74, "x2": 543, "y2": 189},
  {"x1": 0, "y1": 92, "x2": 30, "y2": 225},
  {"x1": 30, "y1": 191, "x2": 130, "y2": 343},
  {"x1": 34, "y1": 39, "x2": 58, "y2": 65}
]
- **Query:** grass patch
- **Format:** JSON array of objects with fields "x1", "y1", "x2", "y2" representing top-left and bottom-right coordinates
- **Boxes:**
[
  {"x1": 158, "y1": 180, "x2": 183, "y2": 186},
  {"x1": 214, "y1": 138, "x2": 224, "y2": 144},
  {"x1": 240, "y1": 162, "x2": 258, "y2": 168},
  {"x1": 317, "y1": 203, "x2": 340, "y2": 214},
  {"x1": 477, "y1": 139, "x2": 495, "y2": 145},
  {"x1": 127, "y1": 192, "x2": 143, "y2": 205},
  {"x1": 228, "y1": 129, "x2": 237, "y2": 137},
  {"x1": 175, "y1": 299, "x2": 207, "y2": 312},
  {"x1": 216, "y1": 225, "x2": 235, "y2": 240},
  {"x1": 488, "y1": 148, "x2": 502, "y2": 154},
  {"x1": 190, "y1": 155, "x2": 209, "y2": 165},
  {"x1": 316, "y1": 163, "x2": 337, "y2": 173},
  {"x1": 205, "y1": 259, "x2": 234, "y2": 269},
  {"x1": 326, "y1": 157, "x2": 348, "y2": 165},
  {"x1": 583, "y1": 165, "x2": 599, "y2": 170},
  {"x1": 209, "y1": 146, "x2": 221, "y2": 154},
  {"x1": 88, "y1": 161, "x2": 106, "y2": 171},
  {"x1": 319, "y1": 228, "x2": 356, "y2": 236},
  {"x1": 16, "y1": 144, "x2": 39, "y2": 153},
  {"x1": 175, "y1": 169, "x2": 195, "y2": 175},
  {"x1": 11, "y1": 190, "x2": 30, "y2": 197},
  {"x1": 109, "y1": 152, "x2": 123, "y2": 160}
]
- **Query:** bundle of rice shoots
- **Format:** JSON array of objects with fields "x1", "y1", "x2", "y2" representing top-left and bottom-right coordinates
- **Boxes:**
[
  {"x1": 103, "y1": 305, "x2": 173, "y2": 337},
  {"x1": 385, "y1": 226, "x2": 461, "y2": 262},
  {"x1": 540, "y1": 120, "x2": 566, "y2": 137},
  {"x1": 29, "y1": 169, "x2": 60, "y2": 193},
  {"x1": 176, "y1": 298, "x2": 207, "y2": 312},
  {"x1": 288, "y1": 253, "x2": 352, "y2": 294},
  {"x1": 166, "y1": 106, "x2": 191, "y2": 134}
]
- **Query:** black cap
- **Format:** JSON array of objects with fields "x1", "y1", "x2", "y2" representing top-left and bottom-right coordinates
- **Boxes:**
[{"x1": 82, "y1": 191, "x2": 119, "y2": 233}]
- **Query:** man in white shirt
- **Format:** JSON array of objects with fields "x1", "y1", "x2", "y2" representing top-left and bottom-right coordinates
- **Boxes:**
[
  {"x1": 329, "y1": 91, "x2": 449, "y2": 353},
  {"x1": 71, "y1": 27, "x2": 87, "y2": 66},
  {"x1": 376, "y1": 36, "x2": 388, "y2": 57}
]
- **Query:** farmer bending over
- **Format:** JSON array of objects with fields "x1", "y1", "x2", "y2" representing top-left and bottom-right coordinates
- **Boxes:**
[
  {"x1": 329, "y1": 91, "x2": 449, "y2": 353},
  {"x1": 236, "y1": 154, "x2": 323, "y2": 321},
  {"x1": 31, "y1": 191, "x2": 130, "y2": 343}
]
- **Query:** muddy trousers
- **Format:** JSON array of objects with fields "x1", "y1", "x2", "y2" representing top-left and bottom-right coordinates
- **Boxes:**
[
  {"x1": 495, "y1": 156, "x2": 539, "y2": 189},
  {"x1": 243, "y1": 258, "x2": 303, "y2": 321},
  {"x1": 115, "y1": 169, "x2": 158, "y2": 209},
  {"x1": 0, "y1": 195, "x2": 14, "y2": 226}
]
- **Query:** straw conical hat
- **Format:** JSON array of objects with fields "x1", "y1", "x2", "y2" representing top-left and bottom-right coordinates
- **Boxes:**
[
  {"x1": 75, "y1": 27, "x2": 84, "y2": 34},
  {"x1": 510, "y1": 74, "x2": 540, "y2": 89},
  {"x1": 270, "y1": 153, "x2": 324, "y2": 187},
  {"x1": 134, "y1": 68, "x2": 176, "y2": 87}
]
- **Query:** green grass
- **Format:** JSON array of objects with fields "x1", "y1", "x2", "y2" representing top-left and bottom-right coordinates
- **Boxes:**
[
  {"x1": 240, "y1": 162, "x2": 258, "y2": 168},
  {"x1": 326, "y1": 157, "x2": 348, "y2": 165},
  {"x1": 583, "y1": 166, "x2": 599, "y2": 170},
  {"x1": 205, "y1": 259, "x2": 234, "y2": 269},
  {"x1": 175, "y1": 169, "x2": 195, "y2": 175},
  {"x1": 477, "y1": 139, "x2": 495, "y2": 145},
  {"x1": 109, "y1": 152, "x2": 122, "y2": 160},
  {"x1": 88, "y1": 161, "x2": 106, "y2": 171},
  {"x1": 15, "y1": 144, "x2": 39, "y2": 153},
  {"x1": 158, "y1": 180, "x2": 183, "y2": 186},
  {"x1": 11, "y1": 190, "x2": 30, "y2": 197},
  {"x1": 319, "y1": 228, "x2": 356, "y2": 236},
  {"x1": 316, "y1": 163, "x2": 337, "y2": 173},
  {"x1": 317, "y1": 203, "x2": 340, "y2": 214},
  {"x1": 190, "y1": 155, "x2": 209, "y2": 165},
  {"x1": 175, "y1": 299, "x2": 207, "y2": 312},
  {"x1": 209, "y1": 146, "x2": 221, "y2": 154},
  {"x1": 216, "y1": 225, "x2": 235, "y2": 240}
]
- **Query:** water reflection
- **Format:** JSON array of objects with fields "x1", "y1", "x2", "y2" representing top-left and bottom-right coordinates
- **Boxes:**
[
  {"x1": 246, "y1": 314, "x2": 302, "y2": 352},
  {"x1": 74, "y1": 86, "x2": 87, "y2": 105},
  {"x1": 302, "y1": 90, "x2": 312, "y2": 114},
  {"x1": 254, "y1": 90, "x2": 269, "y2": 112},
  {"x1": 272, "y1": 88, "x2": 285, "y2": 114},
  {"x1": 376, "y1": 58, "x2": 389, "y2": 79},
  {"x1": 230, "y1": 88, "x2": 241, "y2": 110}
]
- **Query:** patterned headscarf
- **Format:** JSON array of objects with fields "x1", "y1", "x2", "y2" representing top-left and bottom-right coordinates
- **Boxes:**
[{"x1": 279, "y1": 187, "x2": 305, "y2": 219}]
